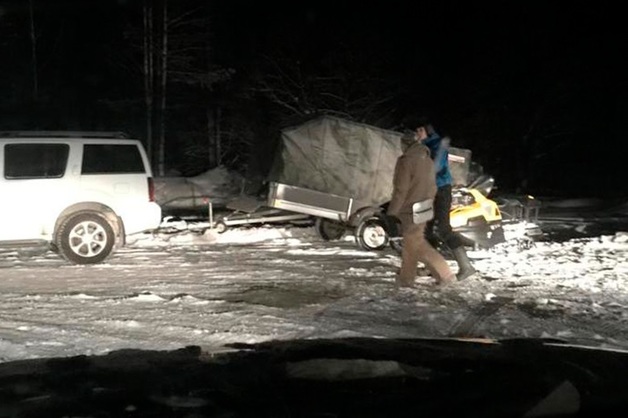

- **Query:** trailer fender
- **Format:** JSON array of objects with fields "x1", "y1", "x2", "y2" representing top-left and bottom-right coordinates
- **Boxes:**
[{"x1": 347, "y1": 206, "x2": 384, "y2": 228}]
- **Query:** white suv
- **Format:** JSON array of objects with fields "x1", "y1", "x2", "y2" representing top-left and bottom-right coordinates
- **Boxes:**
[{"x1": 0, "y1": 131, "x2": 162, "y2": 264}]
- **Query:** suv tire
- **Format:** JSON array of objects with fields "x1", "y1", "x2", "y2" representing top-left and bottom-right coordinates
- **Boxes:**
[{"x1": 57, "y1": 212, "x2": 115, "y2": 264}]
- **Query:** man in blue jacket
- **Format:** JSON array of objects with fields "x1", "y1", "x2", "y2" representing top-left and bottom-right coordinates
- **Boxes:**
[{"x1": 416, "y1": 119, "x2": 478, "y2": 280}]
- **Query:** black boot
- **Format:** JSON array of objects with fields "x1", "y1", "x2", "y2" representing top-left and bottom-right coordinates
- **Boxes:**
[{"x1": 452, "y1": 246, "x2": 477, "y2": 280}]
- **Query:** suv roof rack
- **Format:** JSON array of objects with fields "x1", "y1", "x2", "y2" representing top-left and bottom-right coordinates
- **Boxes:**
[{"x1": 0, "y1": 131, "x2": 131, "y2": 139}]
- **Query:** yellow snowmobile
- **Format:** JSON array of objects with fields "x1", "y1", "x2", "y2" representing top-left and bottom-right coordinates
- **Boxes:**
[
  {"x1": 448, "y1": 174, "x2": 506, "y2": 249},
  {"x1": 383, "y1": 174, "x2": 506, "y2": 254}
]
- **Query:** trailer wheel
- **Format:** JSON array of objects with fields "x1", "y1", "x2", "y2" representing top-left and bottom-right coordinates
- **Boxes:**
[
  {"x1": 356, "y1": 217, "x2": 388, "y2": 251},
  {"x1": 315, "y1": 218, "x2": 345, "y2": 241},
  {"x1": 213, "y1": 221, "x2": 228, "y2": 234}
]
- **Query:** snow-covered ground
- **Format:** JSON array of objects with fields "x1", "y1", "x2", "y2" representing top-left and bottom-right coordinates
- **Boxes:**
[{"x1": 0, "y1": 218, "x2": 627, "y2": 364}]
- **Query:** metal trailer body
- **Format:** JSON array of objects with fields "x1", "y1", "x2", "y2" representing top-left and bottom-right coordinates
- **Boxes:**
[
  {"x1": 215, "y1": 181, "x2": 381, "y2": 237},
  {"x1": 211, "y1": 192, "x2": 310, "y2": 233},
  {"x1": 213, "y1": 180, "x2": 388, "y2": 250},
  {"x1": 266, "y1": 182, "x2": 373, "y2": 223},
  {"x1": 217, "y1": 208, "x2": 310, "y2": 228}
]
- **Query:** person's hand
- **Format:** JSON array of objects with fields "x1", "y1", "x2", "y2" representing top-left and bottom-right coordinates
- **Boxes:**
[{"x1": 382, "y1": 214, "x2": 402, "y2": 238}]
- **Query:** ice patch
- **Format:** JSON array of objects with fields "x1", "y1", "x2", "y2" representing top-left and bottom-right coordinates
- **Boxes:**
[
  {"x1": 129, "y1": 292, "x2": 165, "y2": 302},
  {"x1": 70, "y1": 293, "x2": 98, "y2": 300}
]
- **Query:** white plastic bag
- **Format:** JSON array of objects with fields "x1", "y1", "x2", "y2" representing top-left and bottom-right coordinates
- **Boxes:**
[{"x1": 412, "y1": 199, "x2": 434, "y2": 224}]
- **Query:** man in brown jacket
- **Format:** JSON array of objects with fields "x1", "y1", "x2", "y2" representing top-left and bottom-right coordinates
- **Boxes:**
[{"x1": 387, "y1": 133, "x2": 457, "y2": 287}]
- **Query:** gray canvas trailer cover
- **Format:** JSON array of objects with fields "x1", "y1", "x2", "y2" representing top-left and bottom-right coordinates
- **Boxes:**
[
  {"x1": 267, "y1": 116, "x2": 472, "y2": 218},
  {"x1": 267, "y1": 116, "x2": 404, "y2": 209}
]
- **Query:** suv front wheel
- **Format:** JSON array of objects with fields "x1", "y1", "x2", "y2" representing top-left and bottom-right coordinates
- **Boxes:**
[{"x1": 56, "y1": 212, "x2": 115, "y2": 264}]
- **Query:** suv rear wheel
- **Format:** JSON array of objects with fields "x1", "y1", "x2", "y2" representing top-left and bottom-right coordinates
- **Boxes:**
[{"x1": 56, "y1": 212, "x2": 115, "y2": 264}]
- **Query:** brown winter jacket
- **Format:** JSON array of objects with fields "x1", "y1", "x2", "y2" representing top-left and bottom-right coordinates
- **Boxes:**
[{"x1": 387, "y1": 141, "x2": 437, "y2": 227}]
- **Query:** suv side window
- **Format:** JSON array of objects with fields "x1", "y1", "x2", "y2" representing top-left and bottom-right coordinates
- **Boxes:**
[
  {"x1": 4, "y1": 143, "x2": 69, "y2": 179},
  {"x1": 82, "y1": 144, "x2": 145, "y2": 174}
]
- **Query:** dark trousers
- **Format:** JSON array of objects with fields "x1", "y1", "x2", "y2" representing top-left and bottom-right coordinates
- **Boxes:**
[{"x1": 426, "y1": 184, "x2": 465, "y2": 250}]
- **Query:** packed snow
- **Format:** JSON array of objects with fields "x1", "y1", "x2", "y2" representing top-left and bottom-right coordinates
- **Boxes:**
[{"x1": 0, "y1": 218, "x2": 626, "y2": 364}]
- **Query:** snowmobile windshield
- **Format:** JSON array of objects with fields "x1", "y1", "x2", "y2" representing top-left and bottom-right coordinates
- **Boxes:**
[{"x1": 467, "y1": 174, "x2": 495, "y2": 195}]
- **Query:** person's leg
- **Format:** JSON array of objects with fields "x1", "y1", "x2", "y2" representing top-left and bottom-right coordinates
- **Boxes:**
[
  {"x1": 398, "y1": 224, "x2": 423, "y2": 287},
  {"x1": 424, "y1": 216, "x2": 439, "y2": 249},
  {"x1": 436, "y1": 184, "x2": 477, "y2": 279},
  {"x1": 452, "y1": 246, "x2": 477, "y2": 280},
  {"x1": 415, "y1": 232, "x2": 456, "y2": 285},
  {"x1": 433, "y1": 185, "x2": 457, "y2": 247},
  {"x1": 403, "y1": 222, "x2": 456, "y2": 285}
]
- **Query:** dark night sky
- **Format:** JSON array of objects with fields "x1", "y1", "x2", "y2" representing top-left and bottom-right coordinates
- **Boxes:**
[
  {"x1": 0, "y1": 0, "x2": 624, "y2": 196},
  {"x1": 220, "y1": 1, "x2": 624, "y2": 197},
  {"x1": 211, "y1": 1, "x2": 621, "y2": 148}
]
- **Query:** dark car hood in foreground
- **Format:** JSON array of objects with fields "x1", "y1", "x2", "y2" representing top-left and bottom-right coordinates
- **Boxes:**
[{"x1": 1, "y1": 337, "x2": 628, "y2": 417}]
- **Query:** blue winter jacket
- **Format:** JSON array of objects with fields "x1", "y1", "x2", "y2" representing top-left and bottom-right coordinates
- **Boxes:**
[{"x1": 423, "y1": 133, "x2": 453, "y2": 188}]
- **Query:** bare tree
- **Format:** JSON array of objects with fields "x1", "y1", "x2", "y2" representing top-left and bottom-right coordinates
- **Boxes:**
[
  {"x1": 157, "y1": 0, "x2": 168, "y2": 176},
  {"x1": 105, "y1": 2, "x2": 235, "y2": 174},
  {"x1": 165, "y1": 7, "x2": 234, "y2": 169},
  {"x1": 28, "y1": 0, "x2": 37, "y2": 101},
  {"x1": 142, "y1": 0, "x2": 154, "y2": 163},
  {"x1": 138, "y1": 1, "x2": 233, "y2": 174},
  {"x1": 252, "y1": 49, "x2": 400, "y2": 127}
]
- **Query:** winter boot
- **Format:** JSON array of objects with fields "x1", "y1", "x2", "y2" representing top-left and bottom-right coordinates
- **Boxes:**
[
  {"x1": 395, "y1": 274, "x2": 415, "y2": 288},
  {"x1": 437, "y1": 273, "x2": 457, "y2": 286},
  {"x1": 452, "y1": 246, "x2": 477, "y2": 280},
  {"x1": 395, "y1": 265, "x2": 431, "y2": 276}
]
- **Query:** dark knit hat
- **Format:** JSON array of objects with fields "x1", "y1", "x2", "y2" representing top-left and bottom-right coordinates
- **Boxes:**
[{"x1": 416, "y1": 116, "x2": 436, "y2": 136}]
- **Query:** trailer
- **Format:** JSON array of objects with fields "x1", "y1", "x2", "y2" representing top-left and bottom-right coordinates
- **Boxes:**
[
  {"x1": 213, "y1": 180, "x2": 390, "y2": 250},
  {"x1": 211, "y1": 115, "x2": 547, "y2": 252},
  {"x1": 212, "y1": 116, "x2": 408, "y2": 249},
  {"x1": 211, "y1": 115, "x2": 515, "y2": 251}
]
